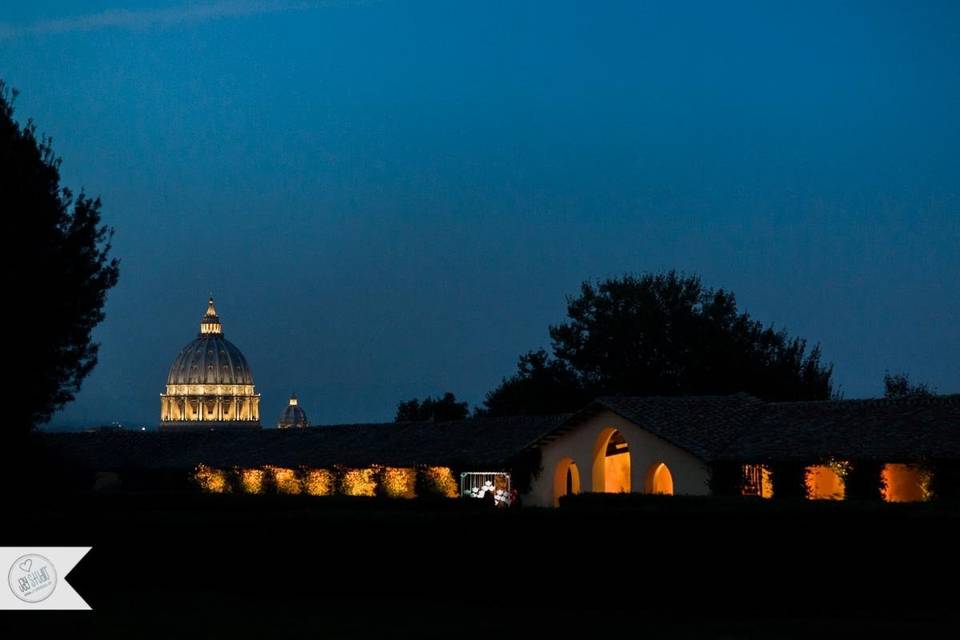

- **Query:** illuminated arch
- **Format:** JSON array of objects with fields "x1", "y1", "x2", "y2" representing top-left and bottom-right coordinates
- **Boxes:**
[
  {"x1": 646, "y1": 462, "x2": 674, "y2": 495},
  {"x1": 553, "y1": 457, "x2": 581, "y2": 506},
  {"x1": 591, "y1": 428, "x2": 631, "y2": 493}
]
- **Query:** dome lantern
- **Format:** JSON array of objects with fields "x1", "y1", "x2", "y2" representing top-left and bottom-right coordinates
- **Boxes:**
[{"x1": 199, "y1": 296, "x2": 223, "y2": 335}]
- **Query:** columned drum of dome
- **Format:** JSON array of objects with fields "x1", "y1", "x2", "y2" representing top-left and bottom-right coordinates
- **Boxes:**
[
  {"x1": 160, "y1": 297, "x2": 261, "y2": 431},
  {"x1": 277, "y1": 393, "x2": 309, "y2": 429}
]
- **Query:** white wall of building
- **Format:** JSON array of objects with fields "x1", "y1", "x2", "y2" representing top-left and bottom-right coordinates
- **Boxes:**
[{"x1": 523, "y1": 409, "x2": 712, "y2": 507}]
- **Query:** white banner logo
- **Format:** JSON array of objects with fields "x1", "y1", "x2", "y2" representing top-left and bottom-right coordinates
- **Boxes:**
[{"x1": 1, "y1": 547, "x2": 91, "y2": 610}]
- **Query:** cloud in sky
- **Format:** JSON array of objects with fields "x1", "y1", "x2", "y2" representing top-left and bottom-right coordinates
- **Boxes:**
[{"x1": 0, "y1": 1, "x2": 362, "y2": 40}]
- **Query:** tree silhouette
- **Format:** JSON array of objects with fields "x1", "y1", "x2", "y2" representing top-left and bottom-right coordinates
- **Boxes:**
[
  {"x1": 395, "y1": 392, "x2": 469, "y2": 422},
  {"x1": 883, "y1": 372, "x2": 933, "y2": 399},
  {"x1": 478, "y1": 350, "x2": 589, "y2": 416},
  {"x1": 2, "y1": 82, "x2": 119, "y2": 435},
  {"x1": 481, "y1": 271, "x2": 833, "y2": 415}
]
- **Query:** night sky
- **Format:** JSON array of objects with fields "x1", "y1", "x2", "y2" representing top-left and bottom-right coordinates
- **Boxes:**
[{"x1": 2, "y1": 1, "x2": 958, "y2": 428}]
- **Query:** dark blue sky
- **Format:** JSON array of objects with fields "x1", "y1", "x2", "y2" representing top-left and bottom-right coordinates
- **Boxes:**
[{"x1": 3, "y1": 1, "x2": 958, "y2": 427}]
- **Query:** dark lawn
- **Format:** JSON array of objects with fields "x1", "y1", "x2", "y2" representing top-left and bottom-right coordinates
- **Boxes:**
[{"x1": 2, "y1": 491, "x2": 958, "y2": 637}]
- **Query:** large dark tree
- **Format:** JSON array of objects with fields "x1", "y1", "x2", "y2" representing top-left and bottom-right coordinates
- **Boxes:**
[
  {"x1": 395, "y1": 392, "x2": 469, "y2": 422},
  {"x1": 2, "y1": 82, "x2": 119, "y2": 434},
  {"x1": 481, "y1": 271, "x2": 833, "y2": 415},
  {"x1": 478, "y1": 349, "x2": 589, "y2": 417}
]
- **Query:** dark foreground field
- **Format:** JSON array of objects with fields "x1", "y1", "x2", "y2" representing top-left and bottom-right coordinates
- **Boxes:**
[{"x1": 3, "y1": 491, "x2": 959, "y2": 637}]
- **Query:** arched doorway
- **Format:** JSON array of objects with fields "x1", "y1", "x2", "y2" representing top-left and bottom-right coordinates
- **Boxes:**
[
  {"x1": 591, "y1": 428, "x2": 631, "y2": 493},
  {"x1": 553, "y1": 457, "x2": 581, "y2": 506},
  {"x1": 646, "y1": 462, "x2": 674, "y2": 495}
]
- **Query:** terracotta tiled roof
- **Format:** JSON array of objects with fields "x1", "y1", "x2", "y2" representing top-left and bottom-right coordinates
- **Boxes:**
[
  {"x1": 532, "y1": 393, "x2": 765, "y2": 460},
  {"x1": 41, "y1": 394, "x2": 960, "y2": 471},
  {"x1": 725, "y1": 394, "x2": 960, "y2": 462},
  {"x1": 41, "y1": 414, "x2": 568, "y2": 471}
]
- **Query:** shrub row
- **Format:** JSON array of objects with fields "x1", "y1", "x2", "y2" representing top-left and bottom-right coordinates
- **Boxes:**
[{"x1": 192, "y1": 464, "x2": 458, "y2": 499}]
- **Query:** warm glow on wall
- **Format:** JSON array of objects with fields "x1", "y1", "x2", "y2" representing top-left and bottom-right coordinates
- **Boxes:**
[
  {"x1": 340, "y1": 468, "x2": 377, "y2": 497},
  {"x1": 378, "y1": 467, "x2": 416, "y2": 499},
  {"x1": 604, "y1": 453, "x2": 631, "y2": 493},
  {"x1": 647, "y1": 462, "x2": 674, "y2": 495},
  {"x1": 191, "y1": 464, "x2": 459, "y2": 499},
  {"x1": 422, "y1": 466, "x2": 459, "y2": 498},
  {"x1": 303, "y1": 469, "x2": 335, "y2": 496},
  {"x1": 881, "y1": 464, "x2": 929, "y2": 502},
  {"x1": 193, "y1": 464, "x2": 229, "y2": 493},
  {"x1": 761, "y1": 467, "x2": 773, "y2": 498},
  {"x1": 741, "y1": 465, "x2": 774, "y2": 498},
  {"x1": 267, "y1": 466, "x2": 303, "y2": 495},
  {"x1": 592, "y1": 428, "x2": 631, "y2": 493},
  {"x1": 240, "y1": 468, "x2": 265, "y2": 494},
  {"x1": 806, "y1": 464, "x2": 845, "y2": 500},
  {"x1": 553, "y1": 458, "x2": 581, "y2": 507}
]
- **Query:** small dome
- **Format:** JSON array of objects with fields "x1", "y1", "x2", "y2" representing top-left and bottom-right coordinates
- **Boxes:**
[{"x1": 278, "y1": 393, "x2": 309, "y2": 429}]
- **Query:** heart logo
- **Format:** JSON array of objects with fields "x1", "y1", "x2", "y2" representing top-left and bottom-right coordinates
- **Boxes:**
[{"x1": 19, "y1": 559, "x2": 32, "y2": 572}]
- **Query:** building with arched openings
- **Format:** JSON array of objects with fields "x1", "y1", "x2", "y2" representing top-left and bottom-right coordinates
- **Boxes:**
[
  {"x1": 160, "y1": 298, "x2": 260, "y2": 431},
  {"x1": 529, "y1": 395, "x2": 754, "y2": 507},
  {"x1": 52, "y1": 387, "x2": 960, "y2": 506},
  {"x1": 532, "y1": 394, "x2": 959, "y2": 507}
]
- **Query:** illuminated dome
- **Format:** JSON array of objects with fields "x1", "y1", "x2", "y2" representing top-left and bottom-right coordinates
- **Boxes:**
[
  {"x1": 277, "y1": 393, "x2": 309, "y2": 429},
  {"x1": 160, "y1": 297, "x2": 261, "y2": 431}
]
